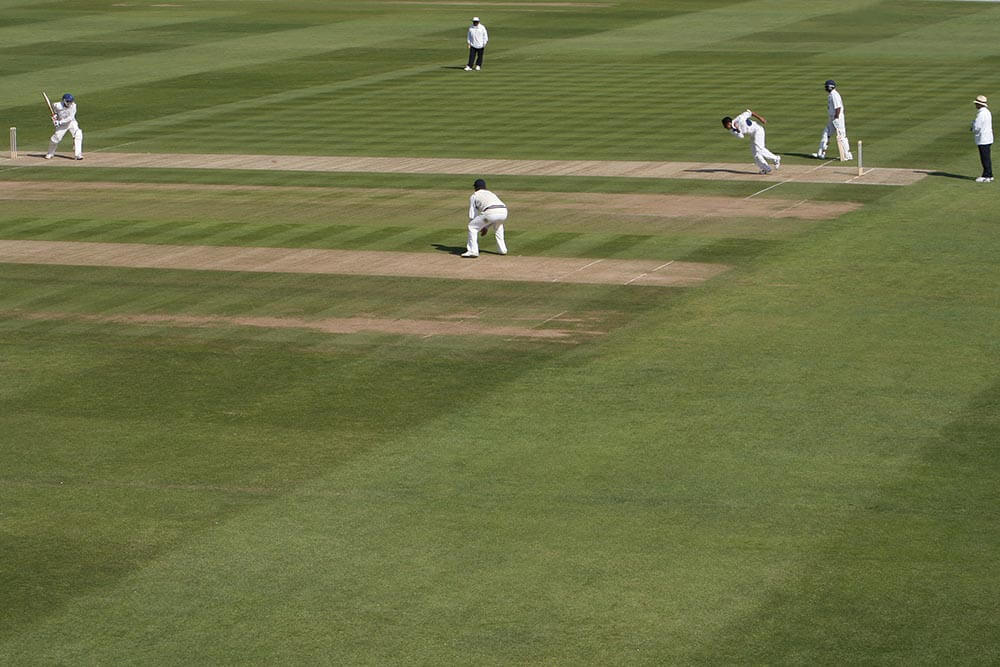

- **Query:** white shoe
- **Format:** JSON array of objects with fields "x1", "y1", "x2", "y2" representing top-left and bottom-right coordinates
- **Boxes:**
[
  {"x1": 845, "y1": 153, "x2": 854, "y2": 161},
  {"x1": 475, "y1": 66, "x2": 481, "y2": 71},
  {"x1": 989, "y1": 178, "x2": 995, "y2": 182},
  {"x1": 75, "y1": 156, "x2": 83, "y2": 161},
  {"x1": 44, "y1": 154, "x2": 53, "y2": 160},
  {"x1": 811, "y1": 152, "x2": 825, "y2": 159},
  {"x1": 498, "y1": 250, "x2": 507, "y2": 255},
  {"x1": 464, "y1": 66, "x2": 472, "y2": 71},
  {"x1": 773, "y1": 156, "x2": 781, "y2": 169},
  {"x1": 976, "y1": 176, "x2": 988, "y2": 182},
  {"x1": 460, "y1": 251, "x2": 478, "y2": 258}
]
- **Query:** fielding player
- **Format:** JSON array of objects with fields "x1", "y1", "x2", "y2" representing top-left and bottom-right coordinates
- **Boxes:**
[
  {"x1": 812, "y1": 79, "x2": 852, "y2": 160},
  {"x1": 461, "y1": 179, "x2": 508, "y2": 258},
  {"x1": 971, "y1": 94, "x2": 993, "y2": 183},
  {"x1": 722, "y1": 109, "x2": 781, "y2": 174},
  {"x1": 465, "y1": 16, "x2": 488, "y2": 71},
  {"x1": 45, "y1": 93, "x2": 83, "y2": 161}
]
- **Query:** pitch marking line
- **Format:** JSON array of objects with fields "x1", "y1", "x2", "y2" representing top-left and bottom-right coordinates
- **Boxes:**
[
  {"x1": 745, "y1": 159, "x2": 835, "y2": 200},
  {"x1": 550, "y1": 258, "x2": 604, "y2": 283},
  {"x1": 625, "y1": 260, "x2": 675, "y2": 286}
]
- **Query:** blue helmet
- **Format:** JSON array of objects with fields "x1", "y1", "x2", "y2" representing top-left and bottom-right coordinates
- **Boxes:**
[
  {"x1": 62, "y1": 93, "x2": 74, "y2": 104},
  {"x1": 824, "y1": 80, "x2": 836, "y2": 91}
]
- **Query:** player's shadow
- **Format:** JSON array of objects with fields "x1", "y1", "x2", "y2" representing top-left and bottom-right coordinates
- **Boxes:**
[
  {"x1": 921, "y1": 171, "x2": 976, "y2": 180},
  {"x1": 685, "y1": 168, "x2": 758, "y2": 175},
  {"x1": 432, "y1": 243, "x2": 466, "y2": 255},
  {"x1": 441, "y1": 66, "x2": 469, "y2": 70},
  {"x1": 782, "y1": 152, "x2": 825, "y2": 160}
]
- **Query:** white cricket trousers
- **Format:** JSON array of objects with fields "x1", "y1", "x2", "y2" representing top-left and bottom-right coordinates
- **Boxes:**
[
  {"x1": 818, "y1": 118, "x2": 849, "y2": 156},
  {"x1": 48, "y1": 121, "x2": 83, "y2": 158},
  {"x1": 467, "y1": 209, "x2": 508, "y2": 256},
  {"x1": 749, "y1": 130, "x2": 779, "y2": 171}
]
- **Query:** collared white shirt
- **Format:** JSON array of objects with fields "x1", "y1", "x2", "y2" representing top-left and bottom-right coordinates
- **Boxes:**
[
  {"x1": 972, "y1": 106, "x2": 993, "y2": 145},
  {"x1": 467, "y1": 23, "x2": 488, "y2": 49},
  {"x1": 827, "y1": 89, "x2": 844, "y2": 120},
  {"x1": 469, "y1": 189, "x2": 505, "y2": 218}
]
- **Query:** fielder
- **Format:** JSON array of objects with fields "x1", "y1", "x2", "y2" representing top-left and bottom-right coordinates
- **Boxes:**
[
  {"x1": 462, "y1": 178, "x2": 508, "y2": 258},
  {"x1": 722, "y1": 109, "x2": 781, "y2": 174},
  {"x1": 812, "y1": 79, "x2": 852, "y2": 161},
  {"x1": 45, "y1": 93, "x2": 83, "y2": 160}
]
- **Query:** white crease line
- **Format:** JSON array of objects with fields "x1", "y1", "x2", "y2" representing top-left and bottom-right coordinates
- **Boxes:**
[
  {"x1": 550, "y1": 258, "x2": 603, "y2": 282},
  {"x1": 625, "y1": 260, "x2": 674, "y2": 285},
  {"x1": 770, "y1": 199, "x2": 809, "y2": 218},
  {"x1": 534, "y1": 310, "x2": 568, "y2": 329},
  {"x1": 745, "y1": 159, "x2": 834, "y2": 199}
]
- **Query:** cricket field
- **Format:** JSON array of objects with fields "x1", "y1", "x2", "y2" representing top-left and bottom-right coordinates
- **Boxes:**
[{"x1": 1, "y1": 0, "x2": 999, "y2": 663}]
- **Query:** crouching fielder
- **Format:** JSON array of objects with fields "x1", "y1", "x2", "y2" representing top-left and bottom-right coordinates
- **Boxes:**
[
  {"x1": 462, "y1": 178, "x2": 508, "y2": 258},
  {"x1": 722, "y1": 109, "x2": 780, "y2": 174},
  {"x1": 45, "y1": 93, "x2": 83, "y2": 160}
]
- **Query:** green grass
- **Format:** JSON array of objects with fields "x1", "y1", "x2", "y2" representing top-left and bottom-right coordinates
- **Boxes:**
[{"x1": 2, "y1": 0, "x2": 1000, "y2": 664}]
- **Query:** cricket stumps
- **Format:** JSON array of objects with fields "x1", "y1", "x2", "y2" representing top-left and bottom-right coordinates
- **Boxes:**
[
  {"x1": 857, "y1": 139, "x2": 863, "y2": 177},
  {"x1": 8, "y1": 127, "x2": 16, "y2": 159}
]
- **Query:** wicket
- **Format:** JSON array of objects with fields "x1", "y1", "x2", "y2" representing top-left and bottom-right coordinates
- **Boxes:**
[
  {"x1": 857, "y1": 140, "x2": 863, "y2": 177},
  {"x1": 8, "y1": 127, "x2": 15, "y2": 159}
]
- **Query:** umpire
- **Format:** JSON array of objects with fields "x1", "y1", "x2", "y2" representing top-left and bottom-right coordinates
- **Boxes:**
[{"x1": 465, "y1": 16, "x2": 488, "y2": 71}]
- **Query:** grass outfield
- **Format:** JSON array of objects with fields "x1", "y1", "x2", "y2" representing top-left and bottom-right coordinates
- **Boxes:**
[{"x1": 2, "y1": 0, "x2": 1000, "y2": 663}]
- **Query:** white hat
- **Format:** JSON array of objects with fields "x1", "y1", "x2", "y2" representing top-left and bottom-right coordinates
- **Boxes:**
[
  {"x1": 472, "y1": 16, "x2": 480, "y2": 22},
  {"x1": 974, "y1": 94, "x2": 988, "y2": 107}
]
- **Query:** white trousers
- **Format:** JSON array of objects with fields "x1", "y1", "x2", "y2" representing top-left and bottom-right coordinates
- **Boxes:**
[
  {"x1": 749, "y1": 130, "x2": 779, "y2": 171},
  {"x1": 818, "y1": 119, "x2": 848, "y2": 155},
  {"x1": 467, "y1": 209, "x2": 508, "y2": 256},
  {"x1": 49, "y1": 121, "x2": 83, "y2": 158}
]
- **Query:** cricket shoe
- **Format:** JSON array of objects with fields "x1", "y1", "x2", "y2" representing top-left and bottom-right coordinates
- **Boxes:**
[
  {"x1": 44, "y1": 154, "x2": 53, "y2": 160},
  {"x1": 460, "y1": 251, "x2": 479, "y2": 258},
  {"x1": 976, "y1": 176, "x2": 989, "y2": 182},
  {"x1": 811, "y1": 152, "x2": 825, "y2": 159},
  {"x1": 759, "y1": 167, "x2": 773, "y2": 175},
  {"x1": 845, "y1": 153, "x2": 854, "y2": 161},
  {"x1": 773, "y1": 156, "x2": 781, "y2": 169},
  {"x1": 475, "y1": 66, "x2": 481, "y2": 71},
  {"x1": 464, "y1": 66, "x2": 472, "y2": 71}
]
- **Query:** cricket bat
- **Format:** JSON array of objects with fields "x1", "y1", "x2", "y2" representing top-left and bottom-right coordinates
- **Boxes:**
[
  {"x1": 42, "y1": 92, "x2": 54, "y2": 115},
  {"x1": 836, "y1": 132, "x2": 851, "y2": 161}
]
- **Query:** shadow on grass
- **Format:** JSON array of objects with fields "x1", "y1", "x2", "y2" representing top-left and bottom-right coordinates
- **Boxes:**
[
  {"x1": 431, "y1": 243, "x2": 466, "y2": 255},
  {"x1": 920, "y1": 171, "x2": 976, "y2": 181},
  {"x1": 684, "y1": 167, "x2": 759, "y2": 175}
]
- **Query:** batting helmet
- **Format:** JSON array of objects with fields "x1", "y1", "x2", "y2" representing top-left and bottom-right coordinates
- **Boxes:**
[
  {"x1": 824, "y1": 80, "x2": 836, "y2": 91},
  {"x1": 473, "y1": 178, "x2": 486, "y2": 190},
  {"x1": 62, "y1": 93, "x2": 75, "y2": 104}
]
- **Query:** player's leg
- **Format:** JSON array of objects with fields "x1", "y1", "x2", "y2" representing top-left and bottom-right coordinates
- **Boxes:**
[
  {"x1": 46, "y1": 126, "x2": 68, "y2": 159},
  {"x1": 463, "y1": 215, "x2": 486, "y2": 256},
  {"x1": 814, "y1": 122, "x2": 832, "y2": 158},
  {"x1": 489, "y1": 210, "x2": 508, "y2": 254},
  {"x1": 70, "y1": 123, "x2": 83, "y2": 159}
]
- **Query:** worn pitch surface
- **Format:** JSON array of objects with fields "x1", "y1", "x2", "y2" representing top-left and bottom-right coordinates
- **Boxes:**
[
  {"x1": 2, "y1": 152, "x2": 927, "y2": 186},
  {"x1": 0, "y1": 239, "x2": 727, "y2": 286}
]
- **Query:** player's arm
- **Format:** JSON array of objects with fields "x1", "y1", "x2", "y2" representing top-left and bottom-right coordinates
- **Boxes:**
[{"x1": 749, "y1": 109, "x2": 767, "y2": 125}]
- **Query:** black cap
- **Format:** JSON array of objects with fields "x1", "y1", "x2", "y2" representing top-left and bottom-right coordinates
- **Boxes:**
[{"x1": 473, "y1": 178, "x2": 486, "y2": 190}]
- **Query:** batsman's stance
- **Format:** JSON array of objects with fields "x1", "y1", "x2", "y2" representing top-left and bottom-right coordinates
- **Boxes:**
[
  {"x1": 462, "y1": 179, "x2": 508, "y2": 258},
  {"x1": 812, "y1": 79, "x2": 852, "y2": 161},
  {"x1": 45, "y1": 93, "x2": 83, "y2": 160}
]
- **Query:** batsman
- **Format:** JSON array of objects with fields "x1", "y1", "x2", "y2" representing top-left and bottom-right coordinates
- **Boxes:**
[
  {"x1": 44, "y1": 92, "x2": 84, "y2": 160},
  {"x1": 812, "y1": 79, "x2": 852, "y2": 161}
]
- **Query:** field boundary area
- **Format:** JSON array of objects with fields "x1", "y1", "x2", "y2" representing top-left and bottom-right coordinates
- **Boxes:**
[
  {"x1": 1, "y1": 152, "x2": 928, "y2": 185},
  {"x1": 0, "y1": 240, "x2": 728, "y2": 287}
]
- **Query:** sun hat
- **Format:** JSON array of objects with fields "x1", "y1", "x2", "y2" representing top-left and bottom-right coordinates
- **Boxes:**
[
  {"x1": 974, "y1": 94, "x2": 988, "y2": 107},
  {"x1": 472, "y1": 16, "x2": 480, "y2": 22}
]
